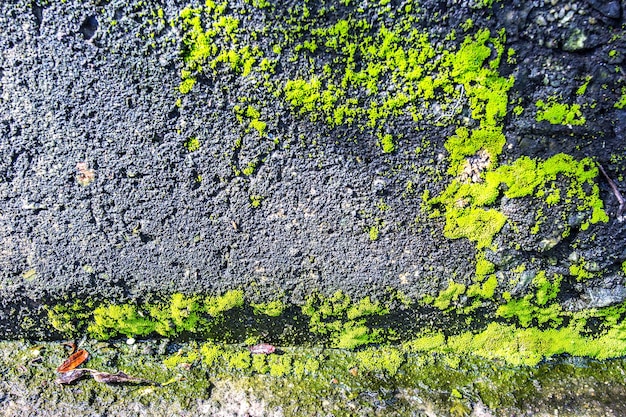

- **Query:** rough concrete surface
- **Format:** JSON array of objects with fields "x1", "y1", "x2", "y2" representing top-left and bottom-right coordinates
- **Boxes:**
[
  {"x1": 1, "y1": 0, "x2": 624, "y2": 331},
  {"x1": 1, "y1": 0, "x2": 626, "y2": 414}
]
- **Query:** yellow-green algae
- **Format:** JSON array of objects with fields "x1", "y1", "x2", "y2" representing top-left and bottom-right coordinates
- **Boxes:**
[
  {"x1": 5, "y1": 336, "x2": 626, "y2": 416},
  {"x1": 45, "y1": 289, "x2": 626, "y2": 368},
  {"x1": 536, "y1": 97, "x2": 586, "y2": 126},
  {"x1": 174, "y1": 0, "x2": 512, "y2": 153},
  {"x1": 38, "y1": 3, "x2": 625, "y2": 404}
]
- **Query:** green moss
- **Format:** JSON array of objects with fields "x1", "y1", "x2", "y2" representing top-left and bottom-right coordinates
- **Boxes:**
[
  {"x1": 403, "y1": 333, "x2": 446, "y2": 352},
  {"x1": 251, "y1": 300, "x2": 285, "y2": 317},
  {"x1": 205, "y1": 289, "x2": 244, "y2": 316},
  {"x1": 442, "y1": 207, "x2": 507, "y2": 249},
  {"x1": 475, "y1": 252, "x2": 495, "y2": 280},
  {"x1": 496, "y1": 271, "x2": 563, "y2": 327},
  {"x1": 444, "y1": 126, "x2": 505, "y2": 176},
  {"x1": 569, "y1": 263, "x2": 594, "y2": 281},
  {"x1": 200, "y1": 341, "x2": 224, "y2": 367},
  {"x1": 497, "y1": 156, "x2": 544, "y2": 198},
  {"x1": 242, "y1": 161, "x2": 257, "y2": 176},
  {"x1": 441, "y1": 319, "x2": 626, "y2": 366},
  {"x1": 379, "y1": 133, "x2": 395, "y2": 153},
  {"x1": 46, "y1": 301, "x2": 93, "y2": 336},
  {"x1": 346, "y1": 296, "x2": 389, "y2": 320},
  {"x1": 267, "y1": 354, "x2": 292, "y2": 377},
  {"x1": 178, "y1": 77, "x2": 196, "y2": 94},
  {"x1": 429, "y1": 152, "x2": 608, "y2": 253},
  {"x1": 368, "y1": 225, "x2": 379, "y2": 241},
  {"x1": 251, "y1": 353, "x2": 270, "y2": 373},
  {"x1": 355, "y1": 346, "x2": 405, "y2": 374},
  {"x1": 466, "y1": 274, "x2": 497, "y2": 300},
  {"x1": 249, "y1": 119, "x2": 267, "y2": 135},
  {"x1": 184, "y1": 137, "x2": 201, "y2": 152},
  {"x1": 226, "y1": 350, "x2": 252, "y2": 370},
  {"x1": 150, "y1": 293, "x2": 204, "y2": 336},
  {"x1": 576, "y1": 75, "x2": 592, "y2": 96},
  {"x1": 622, "y1": 260, "x2": 626, "y2": 275},
  {"x1": 41, "y1": 286, "x2": 626, "y2": 369},
  {"x1": 332, "y1": 322, "x2": 379, "y2": 349},
  {"x1": 434, "y1": 280, "x2": 466, "y2": 311},
  {"x1": 249, "y1": 195, "x2": 264, "y2": 208},
  {"x1": 536, "y1": 98, "x2": 586, "y2": 126},
  {"x1": 302, "y1": 291, "x2": 388, "y2": 349},
  {"x1": 164, "y1": 348, "x2": 199, "y2": 369},
  {"x1": 496, "y1": 296, "x2": 563, "y2": 328},
  {"x1": 88, "y1": 304, "x2": 155, "y2": 339}
]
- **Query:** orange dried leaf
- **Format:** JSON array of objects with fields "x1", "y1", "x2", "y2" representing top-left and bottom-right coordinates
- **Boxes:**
[{"x1": 57, "y1": 349, "x2": 89, "y2": 373}]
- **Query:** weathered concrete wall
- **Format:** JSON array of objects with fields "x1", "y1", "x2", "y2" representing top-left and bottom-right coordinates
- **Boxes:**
[
  {"x1": 0, "y1": 0, "x2": 625, "y2": 347},
  {"x1": 2, "y1": 1, "x2": 626, "y2": 416}
]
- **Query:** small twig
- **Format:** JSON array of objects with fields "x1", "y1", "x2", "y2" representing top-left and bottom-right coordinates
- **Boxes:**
[{"x1": 598, "y1": 163, "x2": 625, "y2": 222}]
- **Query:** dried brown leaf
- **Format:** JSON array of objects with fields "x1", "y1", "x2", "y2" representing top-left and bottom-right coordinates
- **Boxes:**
[
  {"x1": 55, "y1": 368, "x2": 90, "y2": 385},
  {"x1": 90, "y1": 370, "x2": 154, "y2": 385},
  {"x1": 57, "y1": 349, "x2": 89, "y2": 373}
]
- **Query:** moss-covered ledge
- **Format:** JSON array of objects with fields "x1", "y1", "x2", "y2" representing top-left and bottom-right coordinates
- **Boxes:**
[
  {"x1": 3, "y1": 338, "x2": 626, "y2": 416},
  {"x1": 42, "y1": 288, "x2": 626, "y2": 368}
]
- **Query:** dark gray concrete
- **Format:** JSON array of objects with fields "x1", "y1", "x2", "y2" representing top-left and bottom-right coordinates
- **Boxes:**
[{"x1": 0, "y1": 0, "x2": 625, "y2": 338}]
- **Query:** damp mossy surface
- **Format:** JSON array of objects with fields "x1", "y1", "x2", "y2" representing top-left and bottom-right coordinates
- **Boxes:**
[
  {"x1": 44, "y1": 288, "x2": 626, "y2": 368},
  {"x1": 5, "y1": 2, "x2": 625, "y2": 415},
  {"x1": 4, "y1": 339, "x2": 626, "y2": 417}
]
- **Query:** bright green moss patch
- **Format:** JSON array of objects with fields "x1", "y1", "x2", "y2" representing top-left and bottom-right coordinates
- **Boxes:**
[
  {"x1": 497, "y1": 156, "x2": 544, "y2": 198},
  {"x1": 302, "y1": 291, "x2": 389, "y2": 349},
  {"x1": 569, "y1": 262, "x2": 594, "y2": 281},
  {"x1": 576, "y1": 75, "x2": 592, "y2": 96},
  {"x1": 333, "y1": 322, "x2": 380, "y2": 349},
  {"x1": 200, "y1": 341, "x2": 224, "y2": 367},
  {"x1": 175, "y1": 1, "x2": 513, "y2": 153},
  {"x1": 184, "y1": 136, "x2": 201, "y2": 152},
  {"x1": 163, "y1": 348, "x2": 199, "y2": 369},
  {"x1": 355, "y1": 346, "x2": 405, "y2": 374},
  {"x1": 536, "y1": 98, "x2": 586, "y2": 126},
  {"x1": 428, "y1": 153, "x2": 608, "y2": 250},
  {"x1": 368, "y1": 225, "x2": 379, "y2": 241},
  {"x1": 280, "y1": 25, "x2": 511, "y2": 140},
  {"x1": 178, "y1": 76, "x2": 196, "y2": 94},
  {"x1": 466, "y1": 274, "x2": 498, "y2": 300},
  {"x1": 177, "y1": 3, "x2": 261, "y2": 88},
  {"x1": 205, "y1": 289, "x2": 244, "y2": 316},
  {"x1": 475, "y1": 252, "x2": 495, "y2": 280},
  {"x1": 346, "y1": 296, "x2": 389, "y2": 320},
  {"x1": 433, "y1": 280, "x2": 467, "y2": 311},
  {"x1": 88, "y1": 304, "x2": 156, "y2": 339},
  {"x1": 379, "y1": 133, "x2": 395, "y2": 153},
  {"x1": 496, "y1": 271, "x2": 563, "y2": 327},
  {"x1": 497, "y1": 297, "x2": 563, "y2": 328},
  {"x1": 251, "y1": 300, "x2": 285, "y2": 317},
  {"x1": 444, "y1": 126, "x2": 505, "y2": 176},
  {"x1": 67, "y1": 291, "x2": 246, "y2": 340},
  {"x1": 225, "y1": 350, "x2": 252, "y2": 370},
  {"x1": 44, "y1": 288, "x2": 626, "y2": 368},
  {"x1": 234, "y1": 104, "x2": 268, "y2": 136},
  {"x1": 267, "y1": 354, "x2": 292, "y2": 377},
  {"x1": 442, "y1": 207, "x2": 507, "y2": 249}
]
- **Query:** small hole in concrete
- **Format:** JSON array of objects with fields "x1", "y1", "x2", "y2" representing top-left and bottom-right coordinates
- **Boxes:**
[{"x1": 79, "y1": 15, "x2": 98, "y2": 40}]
